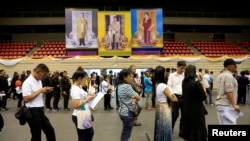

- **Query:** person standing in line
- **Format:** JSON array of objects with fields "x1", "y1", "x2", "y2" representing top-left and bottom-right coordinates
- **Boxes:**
[
  {"x1": 76, "y1": 12, "x2": 88, "y2": 46},
  {"x1": 60, "y1": 71, "x2": 71, "y2": 111},
  {"x1": 22, "y1": 63, "x2": 56, "y2": 141},
  {"x1": 167, "y1": 61, "x2": 186, "y2": 136},
  {"x1": 215, "y1": 58, "x2": 240, "y2": 125},
  {"x1": 0, "y1": 69, "x2": 9, "y2": 111},
  {"x1": 203, "y1": 69, "x2": 213, "y2": 105},
  {"x1": 153, "y1": 65, "x2": 178, "y2": 141},
  {"x1": 134, "y1": 73, "x2": 143, "y2": 96},
  {"x1": 237, "y1": 70, "x2": 249, "y2": 106},
  {"x1": 128, "y1": 65, "x2": 142, "y2": 126},
  {"x1": 180, "y1": 64, "x2": 208, "y2": 141},
  {"x1": 15, "y1": 74, "x2": 23, "y2": 111},
  {"x1": 209, "y1": 71, "x2": 214, "y2": 91},
  {"x1": 51, "y1": 71, "x2": 61, "y2": 112},
  {"x1": 95, "y1": 72, "x2": 101, "y2": 92},
  {"x1": 102, "y1": 75, "x2": 113, "y2": 110},
  {"x1": 140, "y1": 71, "x2": 145, "y2": 98},
  {"x1": 71, "y1": 70, "x2": 95, "y2": 141},
  {"x1": 143, "y1": 70, "x2": 153, "y2": 110},
  {"x1": 9, "y1": 71, "x2": 19, "y2": 100},
  {"x1": 42, "y1": 71, "x2": 53, "y2": 111},
  {"x1": 117, "y1": 69, "x2": 140, "y2": 141}
]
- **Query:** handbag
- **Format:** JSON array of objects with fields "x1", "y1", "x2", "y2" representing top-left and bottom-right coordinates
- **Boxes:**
[
  {"x1": 14, "y1": 106, "x2": 32, "y2": 125},
  {"x1": 76, "y1": 104, "x2": 93, "y2": 129},
  {"x1": 120, "y1": 100, "x2": 142, "y2": 117}
]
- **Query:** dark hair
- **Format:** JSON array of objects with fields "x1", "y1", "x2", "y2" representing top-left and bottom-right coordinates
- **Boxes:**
[
  {"x1": 26, "y1": 70, "x2": 31, "y2": 75},
  {"x1": 153, "y1": 65, "x2": 166, "y2": 84},
  {"x1": 240, "y1": 71, "x2": 246, "y2": 76},
  {"x1": 177, "y1": 61, "x2": 186, "y2": 67},
  {"x1": 34, "y1": 63, "x2": 49, "y2": 73},
  {"x1": 117, "y1": 69, "x2": 131, "y2": 85},
  {"x1": 184, "y1": 64, "x2": 196, "y2": 81},
  {"x1": 134, "y1": 73, "x2": 138, "y2": 78},
  {"x1": 59, "y1": 72, "x2": 64, "y2": 77},
  {"x1": 198, "y1": 68, "x2": 202, "y2": 72},
  {"x1": 166, "y1": 68, "x2": 170, "y2": 72},
  {"x1": 72, "y1": 71, "x2": 88, "y2": 82},
  {"x1": 224, "y1": 58, "x2": 236, "y2": 67},
  {"x1": 103, "y1": 74, "x2": 108, "y2": 80},
  {"x1": 76, "y1": 66, "x2": 84, "y2": 72},
  {"x1": 245, "y1": 70, "x2": 249, "y2": 75}
]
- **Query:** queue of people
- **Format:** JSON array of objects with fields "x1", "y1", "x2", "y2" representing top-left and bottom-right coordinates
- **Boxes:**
[{"x1": 0, "y1": 59, "x2": 249, "y2": 141}]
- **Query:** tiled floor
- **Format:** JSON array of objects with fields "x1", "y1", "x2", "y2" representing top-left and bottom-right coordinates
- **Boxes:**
[{"x1": 0, "y1": 93, "x2": 249, "y2": 141}]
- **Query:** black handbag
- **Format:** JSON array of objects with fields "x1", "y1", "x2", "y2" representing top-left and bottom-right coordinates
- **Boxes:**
[{"x1": 15, "y1": 106, "x2": 32, "y2": 125}]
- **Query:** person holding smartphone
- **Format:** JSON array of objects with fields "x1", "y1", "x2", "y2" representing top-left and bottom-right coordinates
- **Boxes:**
[{"x1": 22, "y1": 63, "x2": 56, "y2": 141}]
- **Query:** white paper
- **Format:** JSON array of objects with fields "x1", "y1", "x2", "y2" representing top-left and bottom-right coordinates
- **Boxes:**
[
  {"x1": 223, "y1": 108, "x2": 244, "y2": 123},
  {"x1": 15, "y1": 87, "x2": 22, "y2": 94},
  {"x1": 89, "y1": 92, "x2": 105, "y2": 109},
  {"x1": 0, "y1": 93, "x2": 6, "y2": 97}
]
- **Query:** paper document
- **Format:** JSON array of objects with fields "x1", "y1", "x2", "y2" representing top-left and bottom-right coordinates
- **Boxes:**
[
  {"x1": 223, "y1": 108, "x2": 244, "y2": 123},
  {"x1": 89, "y1": 92, "x2": 105, "y2": 109},
  {"x1": 0, "y1": 93, "x2": 6, "y2": 97},
  {"x1": 15, "y1": 87, "x2": 22, "y2": 94}
]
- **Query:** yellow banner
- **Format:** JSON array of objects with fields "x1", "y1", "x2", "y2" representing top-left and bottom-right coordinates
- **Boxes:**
[{"x1": 98, "y1": 11, "x2": 132, "y2": 56}]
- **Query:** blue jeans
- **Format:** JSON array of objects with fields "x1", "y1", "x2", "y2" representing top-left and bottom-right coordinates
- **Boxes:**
[
  {"x1": 120, "y1": 112, "x2": 134, "y2": 141},
  {"x1": 72, "y1": 115, "x2": 94, "y2": 141},
  {"x1": 205, "y1": 88, "x2": 213, "y2": 104}
]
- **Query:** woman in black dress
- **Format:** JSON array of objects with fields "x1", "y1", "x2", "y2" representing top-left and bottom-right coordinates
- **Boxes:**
[{"x1": 180, "y1": 64, "x2": 208, "y2": 141}]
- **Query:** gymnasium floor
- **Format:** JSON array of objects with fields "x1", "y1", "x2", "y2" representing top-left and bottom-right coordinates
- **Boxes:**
[{"x1": 0, "y1": 92, "x2": 249, "y2": 141}]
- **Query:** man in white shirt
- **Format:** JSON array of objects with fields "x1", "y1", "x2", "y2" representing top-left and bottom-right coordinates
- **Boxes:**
[
  {"x1": 203, "y1": 69, "x2": 213, "y2": 105},
  {"x1": 22, "y1": 63, "x2": 56, "y2": 141},
  {"x1": 101, "y1": 75, "x2": 113, "y2": 110},
  {"x1": 167, "y1": 60, "x2": 186, "y2": 136}
]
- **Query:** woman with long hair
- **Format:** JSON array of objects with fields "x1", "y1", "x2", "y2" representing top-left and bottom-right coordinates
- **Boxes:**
[{"x1": 153, "y1": 65, "x2": 178, "y2": 141}]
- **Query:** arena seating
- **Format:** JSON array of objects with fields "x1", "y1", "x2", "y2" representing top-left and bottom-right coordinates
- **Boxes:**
[
  {"x1": 0, "y1": 42, "x2": 36, "y2": 59},
  {"x1": 32, "y1": 41, "x2": 66, "y2": 59},
  {"x1": 238, "y1": 41, "x2": 250, "y2": 51},
  {"x1": 192, "y1": 41, "x2": 248, "y2": 57},
  {"x1": 162, "y1": 41, "x2": 195, "y2": 56}
]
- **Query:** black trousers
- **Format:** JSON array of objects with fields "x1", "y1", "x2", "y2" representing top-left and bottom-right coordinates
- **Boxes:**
[
  {"x1": 53, "y1": 91, "x2": 60, "y2": 109},
  {"x1": 104, "y1": 94, "x2": 112, "y2": 109},
  {"x1": 63, "y1": 90, "x2": 70, "y2": 109},
  {"x1": 2, "y1": 90, "x2": 9, "y2": 109},
  {"x1": 171, "y1": 95, "x2": 184, "y2": 136},
  {"x1": 45, "y1": 92, "x2": 53, "y2": 109},
  {"x1": 27, "y1": 108, "x2": 56, "y2": 141},
  {"x1": 72, "y1": 115, "x2": 94, "y2": 141},
  {"x1": 17, "y1": 93, "x2": 23, "y2": 108}
]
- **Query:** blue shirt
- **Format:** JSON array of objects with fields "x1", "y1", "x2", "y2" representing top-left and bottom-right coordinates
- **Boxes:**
[
  {"x1": 144, "y1": 76, "x2": 152, "y2": 93},
  {"x1": 209, "y1": 74, "x2": 214, "y2": 83}
]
